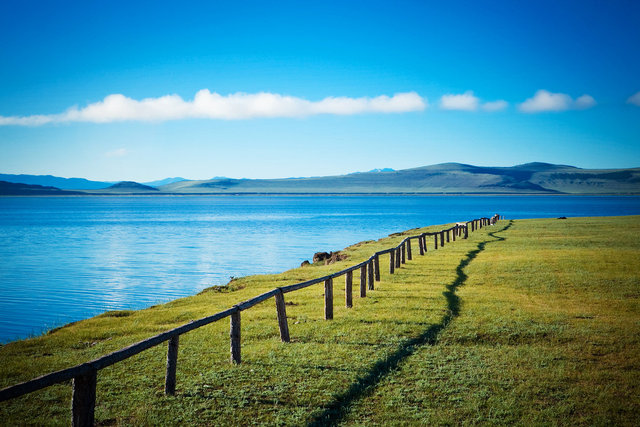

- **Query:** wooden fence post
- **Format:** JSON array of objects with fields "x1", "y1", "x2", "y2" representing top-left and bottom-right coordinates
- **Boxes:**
[
  {"x1": 72, "y1": 369, "x2": 97, "y2": 427},
  {"x1": 440, "y1": 231, "x2": 445, "y2": 247},
  {"x1": 401, "y1": 243, "x2": 406, "y2": 264},
  {"x1": 367, "y1": 261, "x2": 374, "y2": 290},
  {"x1": 418, "y1": 235, "x2": 424, "y2": 255},
  {"x1": 446, "y1": 230, "x2": 450, "y2": 243},
  {"x1": 230, "y1": 310, "x2": 241, "y2": 364},
  {"x1": 374, "y1": 254, "x2": 380, "y2": 282},
  {"x1": 274, "y1": 289, "x2": 290, "y2": 342},
  {"x1": 165, "y1": 335, "x2": 179, "y2": 395},
  {"x1": 324, "y1": 278, "x2": 333, "y2": 320},
  {"x1": 389, "y1": 250, "x2": 395, "y2": 274},
  {"x1": 360, "y1": 265, "x2": 367, "y2": 297},
  {"x1": 434, "y1": 234, "x2": 438, "y2": 249},
  {"x1": 464, "y1": 225, "x2": 468, "y2": 239},
  {"x1": 406, "y1": 239, "x2": 412, "y2": 260},
  {"x1": 395, "y1": 246, "x2": 401, "y2": 268},
  {"x1": 345, "y1": 271, "x2": 353, "y2": 308},
  {"x1": 452, "y1": 227, "x2": 456, "y2": 241}
]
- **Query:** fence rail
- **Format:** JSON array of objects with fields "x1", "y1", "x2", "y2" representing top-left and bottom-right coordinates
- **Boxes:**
[{"x1": 0, "y1": 214, "x2": 501, "y2": 426}]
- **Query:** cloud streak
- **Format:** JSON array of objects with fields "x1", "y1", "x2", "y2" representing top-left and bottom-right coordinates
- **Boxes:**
[
  {"x1": 627, "y1": 91, "x2": 640, "y2": 106},
  {"x1": 0, "y1": 90, "x2": 427, "y2": 126},
  {"x1": 518, "y1": 90, "x2": 596, "y2": 113},
  {"x1": 439, "y1": 91, "x2": 508, "y2": 112}
]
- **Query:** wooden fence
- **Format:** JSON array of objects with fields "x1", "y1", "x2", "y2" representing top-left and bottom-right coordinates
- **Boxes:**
[{"x1": 0, "y1": 214, "x2": 501, "y2": 426}]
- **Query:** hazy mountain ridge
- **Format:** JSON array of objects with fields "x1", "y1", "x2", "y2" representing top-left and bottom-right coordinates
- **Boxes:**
[
  {"x1": 2, "y1": 163, "x2": 639, "y2": 195},
  {"x1": 158, "y1": 162, "x2": 640, "y2": 194},
  {"x1": 0, "y1": 174, "x2": 112, "y2": 190},
  {"x1": 0, "y1": 181, "x2": 84, "y2": 195}
]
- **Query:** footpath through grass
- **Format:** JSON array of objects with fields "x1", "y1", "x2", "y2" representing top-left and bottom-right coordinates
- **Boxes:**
[{"x1": 1, "y1": 216, "x2": 639, "y2": 425}]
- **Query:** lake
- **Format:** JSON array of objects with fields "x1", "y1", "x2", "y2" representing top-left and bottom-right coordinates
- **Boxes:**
[{"x1": 1, "y1": 195, "x2": 639, "y2": 343}]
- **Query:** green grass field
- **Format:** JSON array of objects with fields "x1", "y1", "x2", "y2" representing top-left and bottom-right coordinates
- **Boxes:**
[{"x1": 1, "y1": 216, "x2": 638, "y2": 425}]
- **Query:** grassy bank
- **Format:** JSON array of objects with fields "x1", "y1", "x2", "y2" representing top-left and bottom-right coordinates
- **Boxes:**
[{"x1": 1, "y1": 216, "x2": 639, "y2": 425}]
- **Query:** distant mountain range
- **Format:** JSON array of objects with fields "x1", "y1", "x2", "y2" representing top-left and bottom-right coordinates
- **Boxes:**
[
  {"x1": 2, "y1": 163, "x2": 639, "y2": 195},
  {"x1": 0, "y1": 174, "x2": 186, "y2": 190}
]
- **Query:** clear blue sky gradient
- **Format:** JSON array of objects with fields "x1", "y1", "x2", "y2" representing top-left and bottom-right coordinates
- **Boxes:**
[{"x1": 1, "y1": 0, "x2": 639, "y2": 181}]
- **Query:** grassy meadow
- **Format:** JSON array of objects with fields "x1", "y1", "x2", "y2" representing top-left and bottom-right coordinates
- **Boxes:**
[{"x1": 0, "y1": 215, "x2": 638, "y2": 425}]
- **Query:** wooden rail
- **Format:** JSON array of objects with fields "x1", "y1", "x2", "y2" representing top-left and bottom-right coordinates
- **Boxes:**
[{"x1": 0, "y1": 214, "x2": 501, "y2": 426}]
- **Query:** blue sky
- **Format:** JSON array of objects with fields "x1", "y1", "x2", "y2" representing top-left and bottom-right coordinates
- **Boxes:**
[{"x1": 1, "y1": 0, "x2": 639, "y2": 181}]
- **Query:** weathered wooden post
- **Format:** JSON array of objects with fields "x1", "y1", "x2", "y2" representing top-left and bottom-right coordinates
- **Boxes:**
[
  {"x1": 374, "y1": 254, "x2": 380, "y2": 281},
  {"x1": 401, "y1": 243, "x2": 406, "y2": 264},
  {"x1": 434, "y1": 234, "x2": 438, "y2": 249},
  {"x1": 72, "y1": 369, "x2": 97, "y2": 427},
  {"x1": 360, "y1": 265, "x2": 367, "y2": 297},
  {"x1": 440, "y1": 231, "x2": 445, "y2": 247},
  {"x1": 274, "y1": 289, "x2": 290, "y2": 341},
  {"x1": 389, "y1": 250, "x2": 395, "y2": 274},
  {"x1": 446, "y1": 230, "x2": 450, "y2": 243},
  {"x1": 406, "y1": 239, "x2": 412, "y2": 260},
  {"x1": 418, "y1": 235, "x2": 424, "y2": 255},
  {"x1": 345, "y1": 271, "x2": 353, "y2": 308},
  {"x1": 230, "y1": 310, "x2": 241, "y2": 364},
  {"x1": 471, "y1": 221, "x2": 475, "y2": 232},
  {"x1": 464, "y1": 224, "x2": 468, "y2": 239},
  {"x1": 165, "y1": 335, "x2": 179, "y2": 395},
  {"x1": 452, "y1": 227, "x2": 456, "y2": 241},
  {"x1": 367, "y1": 261, "x2": 374, "y2": 290},
  {"x1": 395, "y1": 246, "x2": 401, "y2": 268},
  {"x1": 324, "y1": 278, "x2": 333, "y2": 320}
]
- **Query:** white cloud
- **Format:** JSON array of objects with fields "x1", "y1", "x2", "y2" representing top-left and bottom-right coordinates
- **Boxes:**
[
  {"x1": 0, "y1": 90, "x2": 427, "y2": 126},
  {"x1": 481, "y1": 100, "x2": 509, "y2": 112},
  {"x1": 105, "y1": 148, "x2": 128, "y2": 158},
  {"x1": 440, "y1": 91, "x2": 479, "y2": 111},
  {"x1": 439, "y1": 91, "x2": 507, "y2": 112},
  {"x1": 627, "y1": 91, "x2": 640, "y2": 106},
  {"x1": 518, "y1": 90, "x2": 597, "y2": 113},
  {"x1": 574, "y1": 94, "x2": 597, "y2": 110}
]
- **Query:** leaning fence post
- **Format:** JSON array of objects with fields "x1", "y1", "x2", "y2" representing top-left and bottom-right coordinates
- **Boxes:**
[
  {"x1": 274, "y1": 289, "x2": 290, "y2": 342},
  {"x1": 345, "y1": 271, "x2": 353, "y2": 308},
  {"x1": 324, "y1": 278, "x2": 333, "y2": 320},
  {"x1": 367, "y1": 261, "x2": 374, "y2": 290},
  {"x1": 418, "y1": 235, "x2": 424, "y2": 255},
  {"x1": 72, "y1": 369, "x2": 97, "y2": 427},
  {"x1": 406, "y1": 239, "x2": 412, "y2": 260},
  {"x1": 389, "y1": 250, "x2": 395, "y2": 274},
  {"x1": 230, "y1": 310, "x2": 241, "y2": 364},
  {"x1": 360, "y1": 265, "x2": 366, "y2": 297},
  {"x1": 374, "y1": 254, "x2": 380, "y2": 281},
  {"x1": 165, "y1": 335, "x2": 179, "y2": 395}
]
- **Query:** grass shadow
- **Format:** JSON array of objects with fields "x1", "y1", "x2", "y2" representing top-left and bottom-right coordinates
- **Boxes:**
[{"x1": 307, "y1": 220, "x2": 513, "y2": 426}]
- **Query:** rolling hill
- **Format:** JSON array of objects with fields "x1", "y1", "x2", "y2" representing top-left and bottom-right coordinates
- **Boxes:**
[
  {"x1": 2, "y1": 163, "x2": 639, "y2": 195},
  {"x1": 159, "y1": 163, "x2": 640, "y2": 194},
  {"x1": 0, "y1": 181, "x2": 84, "y2": 195}
]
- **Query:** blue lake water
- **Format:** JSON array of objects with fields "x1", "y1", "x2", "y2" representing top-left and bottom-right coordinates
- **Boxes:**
[{"x1": 1, "y1": 195, "x2": 639, "y2": 343}]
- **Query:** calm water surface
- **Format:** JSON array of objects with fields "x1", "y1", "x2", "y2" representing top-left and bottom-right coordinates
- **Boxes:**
[{"x1": 1, "y1": 195, "x2": 639, "y2": 343}]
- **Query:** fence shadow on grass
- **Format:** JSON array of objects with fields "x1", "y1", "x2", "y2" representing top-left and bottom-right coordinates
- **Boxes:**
[{"x1": 308, "y1": 220, "x2": 513, "y2": 427}]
